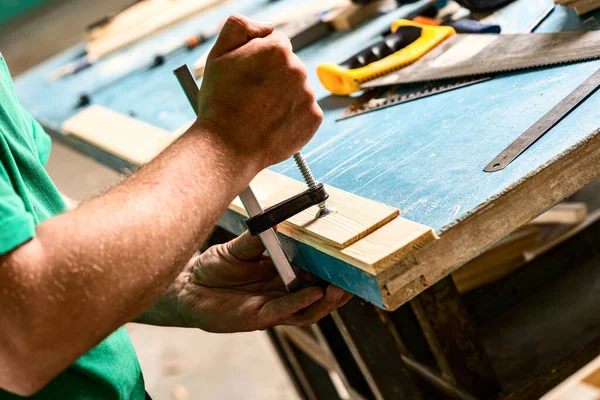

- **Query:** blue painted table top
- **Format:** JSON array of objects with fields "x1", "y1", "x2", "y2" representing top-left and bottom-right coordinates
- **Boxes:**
[{"x1": 10, "y1": 0, "x2": 600, "y2": 307}]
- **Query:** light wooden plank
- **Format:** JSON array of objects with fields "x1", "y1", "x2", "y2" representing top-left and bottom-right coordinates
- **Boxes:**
[
  {"x1": 341, "y1": 216, "x2": 437, "y2": 273},
  {"x1": 231, "y1": 172, "x2": 435, "y2": 273},
  {"x1": 575, "y1": 0, "x2": 600, "y2": 15},
  {"x1": 525, "y1": 209, "x2": 600, "y2": 262},
  {"x1": 231, "y1": 169, "x2": 435, "y2": 262},
  {"x1": 452, "y1": 225, "x2": 541, "y2": 293},
  {"x1": 62, "y1": 106, "x2": 436, "y2": 276},
  {"x1": 584, "y1": 365, "x2": 600, "y2": 388},
  {"x1": 62, "y1": 105, "x2": 178, "y2": 165},
  {"x1": 323, "y1": 0, "x2": 393, "y2": 31},
  {"x1": 556, "y1": 0, "x2": 600, "y2": 14},
  {"x1": 86, "y1": 0, "x2": 225, "y2": 59},
  {"x1": 455, "y1": 203, "x2": 591, "y2": 293},
  {"x1": 532, "y1": 202, "x2": 588, "y2": 225},
  {"x1": 585, "y1": 378, "x2": 600, "y2": 391},
  {"x1": 554, "y1": 0, "x2": 577, "y2": 6},
  {"x1": 260, "y1": 174, "x2": 399, "y2": 249},
  {"x1": 276, "y1": 326, "x2": 336, "y2": 371}
]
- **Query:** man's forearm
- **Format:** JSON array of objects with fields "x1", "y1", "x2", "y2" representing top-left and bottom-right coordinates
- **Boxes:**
[
  {"x1": 0, "y1": 121, "x2": 260, "y2": 390},
  {"x1": 133, "y1": 254, "x2": 199, "y2": 327}
]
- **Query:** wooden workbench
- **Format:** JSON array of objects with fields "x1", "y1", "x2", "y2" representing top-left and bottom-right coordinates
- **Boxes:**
[{"x1": 13, "y1": 0, "x2": 600, "y2": 312}]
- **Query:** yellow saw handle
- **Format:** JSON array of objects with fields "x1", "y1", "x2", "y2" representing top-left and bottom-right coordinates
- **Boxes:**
[{"x1": 317, "y1": 20, "x2": 455, "y2": 95}]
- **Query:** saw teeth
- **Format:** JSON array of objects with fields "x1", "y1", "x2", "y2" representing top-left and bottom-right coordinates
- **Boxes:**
[
  {"x1": 339, "y1": 76, "x2": 491, "y2": 121},
  {"x1": 369, "y1": 55, "x2": 600, "y2": 88}
]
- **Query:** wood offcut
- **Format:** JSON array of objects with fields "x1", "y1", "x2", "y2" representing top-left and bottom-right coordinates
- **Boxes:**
[{"x1": 86, "y1": 0, "x2": 226, "y2": 59}]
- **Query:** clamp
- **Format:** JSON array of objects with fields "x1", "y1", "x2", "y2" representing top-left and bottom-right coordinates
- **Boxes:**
[
  {"x1": 245, "y1": 183, "x2": 329, "y2": 235},
  {"x1": 173, "y1": 65, "x2": 333, "y2": 292}
]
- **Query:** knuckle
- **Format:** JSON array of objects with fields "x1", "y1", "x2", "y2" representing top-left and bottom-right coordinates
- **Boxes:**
[
  {"x1": 311, "y1": 104, "x2": 324, "y2": 122},
  {"x1": 271, "y1": 31, "x2": 291, "y2": 45},
  {"x1": 287, "y1": 54, "x2": 307, "y2": 79},
  {"x1": 268, "y1": 39, "x2": 290, "y2": 56},
  {"x1": 225, "y1": 14, "x2": 246, "y2": 29},
  {"x1": 290, "y1": 64, "x2": 308, "y2": 81},
  {"x1": 303, "y1": 85, "x2": 315, "y2": 102}
]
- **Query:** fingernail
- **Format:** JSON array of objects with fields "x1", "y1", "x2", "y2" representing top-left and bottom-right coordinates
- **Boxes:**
[{"x1": 336, "y1": 292, "x2": 344, "y2": 303}]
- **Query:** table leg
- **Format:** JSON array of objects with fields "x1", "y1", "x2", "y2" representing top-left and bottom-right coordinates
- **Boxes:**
[
  {"x1": 332, "y1": 297, "x2": 422, "y2": 400},
  {"x1": 411, "y1": 276, "x2": 501, "y2": 398}
]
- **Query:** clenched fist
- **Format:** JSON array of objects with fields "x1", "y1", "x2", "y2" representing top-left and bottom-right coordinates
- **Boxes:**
[{"x1": 196, "y1": 14, "x2": 323, "y2": 169}]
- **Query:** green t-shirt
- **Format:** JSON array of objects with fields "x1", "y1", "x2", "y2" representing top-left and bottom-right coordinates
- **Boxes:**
[{"x1": 0, "y1": 55, "x2": 147, "y2": 398}]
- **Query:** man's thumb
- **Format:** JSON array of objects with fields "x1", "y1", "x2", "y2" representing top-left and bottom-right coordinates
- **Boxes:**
[
  {"x1": 209, "y1": 14, "x2": 274, "y2": 59},
  {"x1": 227, "y1": 230, "x2": 266, "y2": 261}
]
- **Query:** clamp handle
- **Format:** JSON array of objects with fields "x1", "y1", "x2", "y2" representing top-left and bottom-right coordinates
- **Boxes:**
[{"x1": 245, "y1": 184, "x2": 329, "y2": 236}]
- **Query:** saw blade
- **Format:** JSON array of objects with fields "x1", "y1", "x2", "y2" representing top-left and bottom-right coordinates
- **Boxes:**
[
  {"x1": 362, "y1": 31, "x2": 600, "y2": 88},
  {"x1": 484, "y1": 67, "x2": 600, "y2": 172},
  {"x1": 337, "y1": 76, "x2": 490, "y2": 121}
]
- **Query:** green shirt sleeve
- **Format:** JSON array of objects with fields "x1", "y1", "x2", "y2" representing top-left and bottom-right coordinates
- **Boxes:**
[
  {"x1": 0, "y1": 164, "x2": 35, "y2": 254},
  {"x1": 20, "y1": 103, "x2": 51, "y2": 166}
]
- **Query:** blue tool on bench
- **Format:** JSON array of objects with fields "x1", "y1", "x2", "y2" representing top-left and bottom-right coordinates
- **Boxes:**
[{"x1": 445, "y1": 18, "x2": 501, "y2": 33}]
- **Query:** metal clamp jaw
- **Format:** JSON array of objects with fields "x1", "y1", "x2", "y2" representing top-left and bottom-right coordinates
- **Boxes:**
[{"x1": 245, "y1": 183, "x2": 329, "y2": 236}]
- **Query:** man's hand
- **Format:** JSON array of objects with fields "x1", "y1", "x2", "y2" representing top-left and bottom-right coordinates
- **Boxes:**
[
  {"x1": 169, "y1": 231, "x2": 352, "y2": 333},
  {"x1": 197, "y1": 14, "x2": 323, "y2": 169}
]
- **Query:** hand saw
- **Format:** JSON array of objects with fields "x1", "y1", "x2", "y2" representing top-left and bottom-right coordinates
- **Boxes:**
[
  {"x1": 336, "y1": 7, "x2": 556, "y2": 120},
  {"x1": 362, "y1": 24, "x2": 600, "y2": 88}
]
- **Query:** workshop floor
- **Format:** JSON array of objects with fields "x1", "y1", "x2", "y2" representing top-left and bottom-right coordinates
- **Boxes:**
[{"x1": 0, "y1": 1, "x2": 297, "y2": 399}]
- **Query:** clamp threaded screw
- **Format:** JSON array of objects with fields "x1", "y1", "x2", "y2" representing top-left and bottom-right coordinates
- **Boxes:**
[{"x1": 293, "y1": 152, "x2": 335, "y2": 218}]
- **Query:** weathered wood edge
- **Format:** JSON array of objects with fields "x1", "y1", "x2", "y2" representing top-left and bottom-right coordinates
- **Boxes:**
[{"x1": 378, "y1": 127, "x2": 600, "y2": 310}]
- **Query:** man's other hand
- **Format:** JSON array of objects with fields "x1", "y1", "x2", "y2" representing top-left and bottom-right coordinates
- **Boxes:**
[
  {"x1": 194, "y1": 14, "x2": 323, "y2": 169},
  {"x1": 176, "y1": 231, "x2": 353, "y2": 333}
]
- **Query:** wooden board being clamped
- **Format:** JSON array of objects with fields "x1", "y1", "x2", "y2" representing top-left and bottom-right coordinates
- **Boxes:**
[
  {"x1": 245, "y1": 183, "x2": 330, "y2": 236},
  {"x1": 317, "y1": 20, "x2": 455, "y2": 95}
]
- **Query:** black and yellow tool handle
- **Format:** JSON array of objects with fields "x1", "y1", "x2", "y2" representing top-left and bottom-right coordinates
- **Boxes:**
[
  {"x1": 339, "y1": 25, "x2": 422, "y2": 70},
  {"x1": 317, "y1": 20, "x2": 455, "y2": 95}
]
